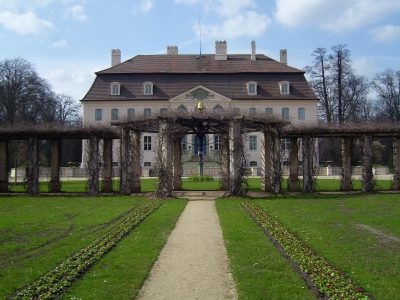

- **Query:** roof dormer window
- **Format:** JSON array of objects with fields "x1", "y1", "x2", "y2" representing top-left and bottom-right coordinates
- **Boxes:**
[
  {"x1": 111, "y1": 82, "x2": 120, "y2": 95},
  {"x1": 279, "y1": 81, "x2": 290, "y2": 95},
  {"x1": 143, "y1": 82, "x2": 153, "y2": 95},
  {"x1": 246, "y1": 81, "x2": 257, "y2": 95}
]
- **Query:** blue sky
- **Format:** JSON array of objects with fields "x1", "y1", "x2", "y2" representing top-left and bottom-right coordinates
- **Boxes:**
[{"x1": 1, "y1": 0, "x2": 400, "y2": 102}]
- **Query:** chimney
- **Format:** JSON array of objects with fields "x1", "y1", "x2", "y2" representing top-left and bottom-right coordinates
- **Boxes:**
[
  {"x1": 280, "y1": 49, "x2": 287, "y2": 65},
  {"x1": 167, "y1": 46, "x2": 178, "y2": 55},
  {"x1": 251, "y1": 40, "x2": 256, "y2": 61},
  {"x1": 215, "y1": 40, "x2": 227, "y2": 60},
  {"x1": 111, "y1": 49, "x2": 121, "y2": 67}
]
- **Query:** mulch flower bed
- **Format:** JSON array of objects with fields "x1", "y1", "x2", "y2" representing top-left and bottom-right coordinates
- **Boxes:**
[
  {"x1": 9, "y1": 202, "x2": 162, "y2": 300},
  {"x1": 242, "y1": 202, "x2": 373, "y2": 300}
]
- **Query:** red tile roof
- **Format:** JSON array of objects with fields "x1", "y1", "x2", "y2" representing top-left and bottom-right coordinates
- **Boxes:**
[
  {"x1": 82, "y1": 54, "x2": 318, "y2": 102},
  {"x1": 96, "y1": 54, "x2": 304, "y2": 74}
]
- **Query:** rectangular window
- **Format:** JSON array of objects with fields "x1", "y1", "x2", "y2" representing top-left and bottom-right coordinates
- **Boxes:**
[
  {"x1": 144, "y1": 84, "x2": 152, "y2": 95},
  {"x1": 95, "y1": 109, "x2": 102, "y2": 121},
  {"x1": 111, "y1": 84, "x2": 120, "y2": 95},
  {"x1": 144, "y1": 136, "x2": 152, "y2": 150},
  {"x1": 282, "y1": 138, "x2": 290, "y2": 151},
  {"x1": 181, "y1": 135, "x2": 187, "y2": 151},
  {"x1": 249, "y1": 136, "x2": 257, "y2": 151},
  {"x1": 282, "y1": 108, "x2": 289, "y2": 119},
  {"x1": 249, "y1": 84, "x2": 256, "y2": 94},
  {"x1": 214, "y1": 135, "x2": 221, "y2": 150},
  {"x1": 111, "y1": 109, "x2": 118, "y2": 121},
  {"x1": 144, "y1": 108, "x2": 151, "y2": 116},
  {"x1": 249, "y1": 107, "x2": 257, "y2": 114},
  {"x1": 298, "y1": 108, "x2": 305, "y2": 120},
  {"x1": 127, "y1": 108, "x2": 135, "y2": 117},
  {"x1": 265, "y1": 107, "x2": 273, "y2": 114}
]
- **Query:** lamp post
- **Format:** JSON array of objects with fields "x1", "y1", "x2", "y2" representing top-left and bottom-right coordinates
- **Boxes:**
[{"x1": 197, "y1": 102, "x2": 204, "y2": 176}]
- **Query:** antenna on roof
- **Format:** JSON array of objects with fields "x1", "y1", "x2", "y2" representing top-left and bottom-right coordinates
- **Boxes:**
[{"x1": 199, "y1": 12, "x2": 201, "y2": 55}]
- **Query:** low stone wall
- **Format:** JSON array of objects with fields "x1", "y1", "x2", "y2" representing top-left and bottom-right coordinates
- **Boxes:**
[{"x1": 9, "y1": 165, "x2": 390, "y2": 178}]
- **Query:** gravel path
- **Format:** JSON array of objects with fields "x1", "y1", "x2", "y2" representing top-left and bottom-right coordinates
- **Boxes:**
[{"x1": 136, "y1": 201, "x2": 238, "y2": 300}]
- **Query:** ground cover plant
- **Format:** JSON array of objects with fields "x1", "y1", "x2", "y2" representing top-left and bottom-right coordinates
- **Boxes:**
[
  {"x1": 9, "y1": 202, "x2": 162, "y2": 299},
  {"x1": 60, "y1": 199, "x2": 186, "y2": 299},
  {"x1": 216, "y1": 199, "x2": 315, "y2": 300},
  {"x1": 251, "y1": 194, "x2": 400, "y2": 300},
  {"x1": 243, "y1": 201, "x2": 370, "y2": 299},
  {"x1": 0, "y1": 196, "x2": 150, "y2": 297}
]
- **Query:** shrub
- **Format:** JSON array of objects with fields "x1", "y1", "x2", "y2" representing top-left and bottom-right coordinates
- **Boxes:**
[{"x1": 188, "y1": 174, "x2": 214, "y2": 182}]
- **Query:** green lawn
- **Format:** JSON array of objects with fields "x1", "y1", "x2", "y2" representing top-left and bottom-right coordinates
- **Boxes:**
[
  {"x1": 60, "y1": 199, "x2": 186, "y2": 299},
  {"x1": 6, "y1": 177, "x2": 394, "y2": 193},
  {"x1": 247, "y1": 194, "x2": 400, "y2": 300},
  {"x1": 1, "y1": 193, "x2": 399, "y2": 299},
  {"x1": 216, "y1": 199, "x2": 316, "y2": 299},
  {"x1": 0, "y1": 196, "x2": 186, "y2": 298}
]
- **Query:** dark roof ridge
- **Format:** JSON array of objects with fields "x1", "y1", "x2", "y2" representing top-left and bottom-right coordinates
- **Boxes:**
[{"x1": 96, "y1": 53, "x2": 304, "y2": 75}]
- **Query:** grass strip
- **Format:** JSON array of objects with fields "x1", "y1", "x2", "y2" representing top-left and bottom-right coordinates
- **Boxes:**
[
  {"x1": 60, "y1": 199, "x2": 187, "y2": 299},
  {"x1": 216, "y1": 199, "x2": 315, "y2": 300},
  {"x1": 243, "y1": 202, "x2": 372, "y2": 300},
  {"x1": 9, "y1": 202, "x2": 162, "y2": 300}
]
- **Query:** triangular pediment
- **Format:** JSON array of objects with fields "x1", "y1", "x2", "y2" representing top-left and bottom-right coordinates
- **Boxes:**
[{"x1": 169, "y1": 85, "x2": 231, "y2": 103}]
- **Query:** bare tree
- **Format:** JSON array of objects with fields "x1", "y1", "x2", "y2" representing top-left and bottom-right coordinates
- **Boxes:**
[
  {"x1": 305, "y1": 48, "x2": 334, "y2": 123},
  {"x1": 53, "y1": 93, "x2": 82, "y2": 125},
  {"x1": 342, "y1": 74, "x2": 370, "y2": 123},
  {"x1": 329, "y1": 44, "x2": 353, "y2": 124},
  {"x1": 0, "y1": 57, "x2": 46, "y2": 124},
  {"x1": 372, "y1": 69, "x2": 400, "y2": 123}
]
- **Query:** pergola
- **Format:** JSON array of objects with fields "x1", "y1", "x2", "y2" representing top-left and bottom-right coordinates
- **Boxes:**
[
  {"x1": 1, "y1": 115, "x2": 400, "y2": 196},
  {"x1": 0, "y1": 123, "x2": 119, "y2": 194}
]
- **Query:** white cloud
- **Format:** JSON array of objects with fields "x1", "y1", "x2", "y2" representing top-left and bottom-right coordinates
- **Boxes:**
[
  {"x1": 51, "y1": 39, "x2": 68, "y2": 48},
  {"x1": 353, "y1": 56, "x2": 380, "y2": 78},
  {"x1": 0, "y1": 10, "x2": 54, "y2": 35},
  {"x1": 275, "y1": 0, "x2": 400, "y2": 33},
  {"x1": 64, "y1": 5, "x2": 87, "y2": 21},
  {"x1": 176, "y1": 0, "x2": 270, "y2": 40},
  {"x1": 210, "y1": 0, "x2": 257, "y2": 16},
  {"x1": 195, "y1": 11, "x2": 271, "y2": 40},
  {"x1": 40, "y1": 62, "x2": 103, "y2": 100},
  {"x1": 0, "y1": 0, "x2": 54, "y2": 10},
  {"x1": 369, "y1": 25, "x2": 400, "y2": 43},
  {"x1": 132, "y1": 0, "x2": 154, "y2": 15}
]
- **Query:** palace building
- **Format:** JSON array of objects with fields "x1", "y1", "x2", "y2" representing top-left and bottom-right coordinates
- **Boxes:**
[{"x1": 81, "y1": 41, "x2": 319, "y2": 176}]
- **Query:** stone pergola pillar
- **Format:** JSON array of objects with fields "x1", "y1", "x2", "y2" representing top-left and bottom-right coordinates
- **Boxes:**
[
  {"x1": 270, "y1": 129, "x2": 282, "y2": 194},
  {"x1": 289, "y1": 137, "x2": 299, "y2": 192},
  {"x1": 87, "y1": 136, "x2": 100, "y2": 195},
  {"x1": 302, "y1": 135, "x2": 314, "y2": 193},
  {"x1": 0, "y1": 140, "x2": 8, "y2": 192},
  {"x1": 220, "y1": 134, "x2": 229, "y2": 191},
  {"x1": 49, "y1": 139, "x2": 61, "y2": 192},
  {"x1": 362, "y1": 135, "x2": 374, "y2": 192},
  {"x1": 229, "y1": 121, "x2": 242, "y2": 195},
  {"x1": 120, "y1": 127, "x2": 132, "y2": 195},
  {"x1": 341, "y1": 137, "x2": 352, "y2": 191},
  {"x1": 261, "y1": 130, "x2": 271, "y2": 192},
  {"x1": 102, "y1": 138, "x2": 113, "y2": 193},
  {"x1": 158, "y1": 120, "x2": 173, "y2": 196},
  {"x1": 173, "y1": 137, "x2": 182, "y2": 191},
  {"x1": 27, "y1": 136, "x2": 40, "y2": 195},
  {"x1": 130, "y1": 132, "x2": 141, "y2": 193},
  {"x1": 394, "y1": 137, "x2": 400, "y2": 190}
]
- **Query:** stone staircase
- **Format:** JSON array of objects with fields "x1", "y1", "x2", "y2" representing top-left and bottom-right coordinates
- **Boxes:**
[{"x1": 172, "y1": 191, "x2": 225, "y2": 201}]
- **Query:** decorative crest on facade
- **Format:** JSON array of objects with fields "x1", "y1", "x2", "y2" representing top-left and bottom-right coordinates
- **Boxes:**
[{"x1": 189, "y1": 88, "x2": 210, "y2": 100}]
